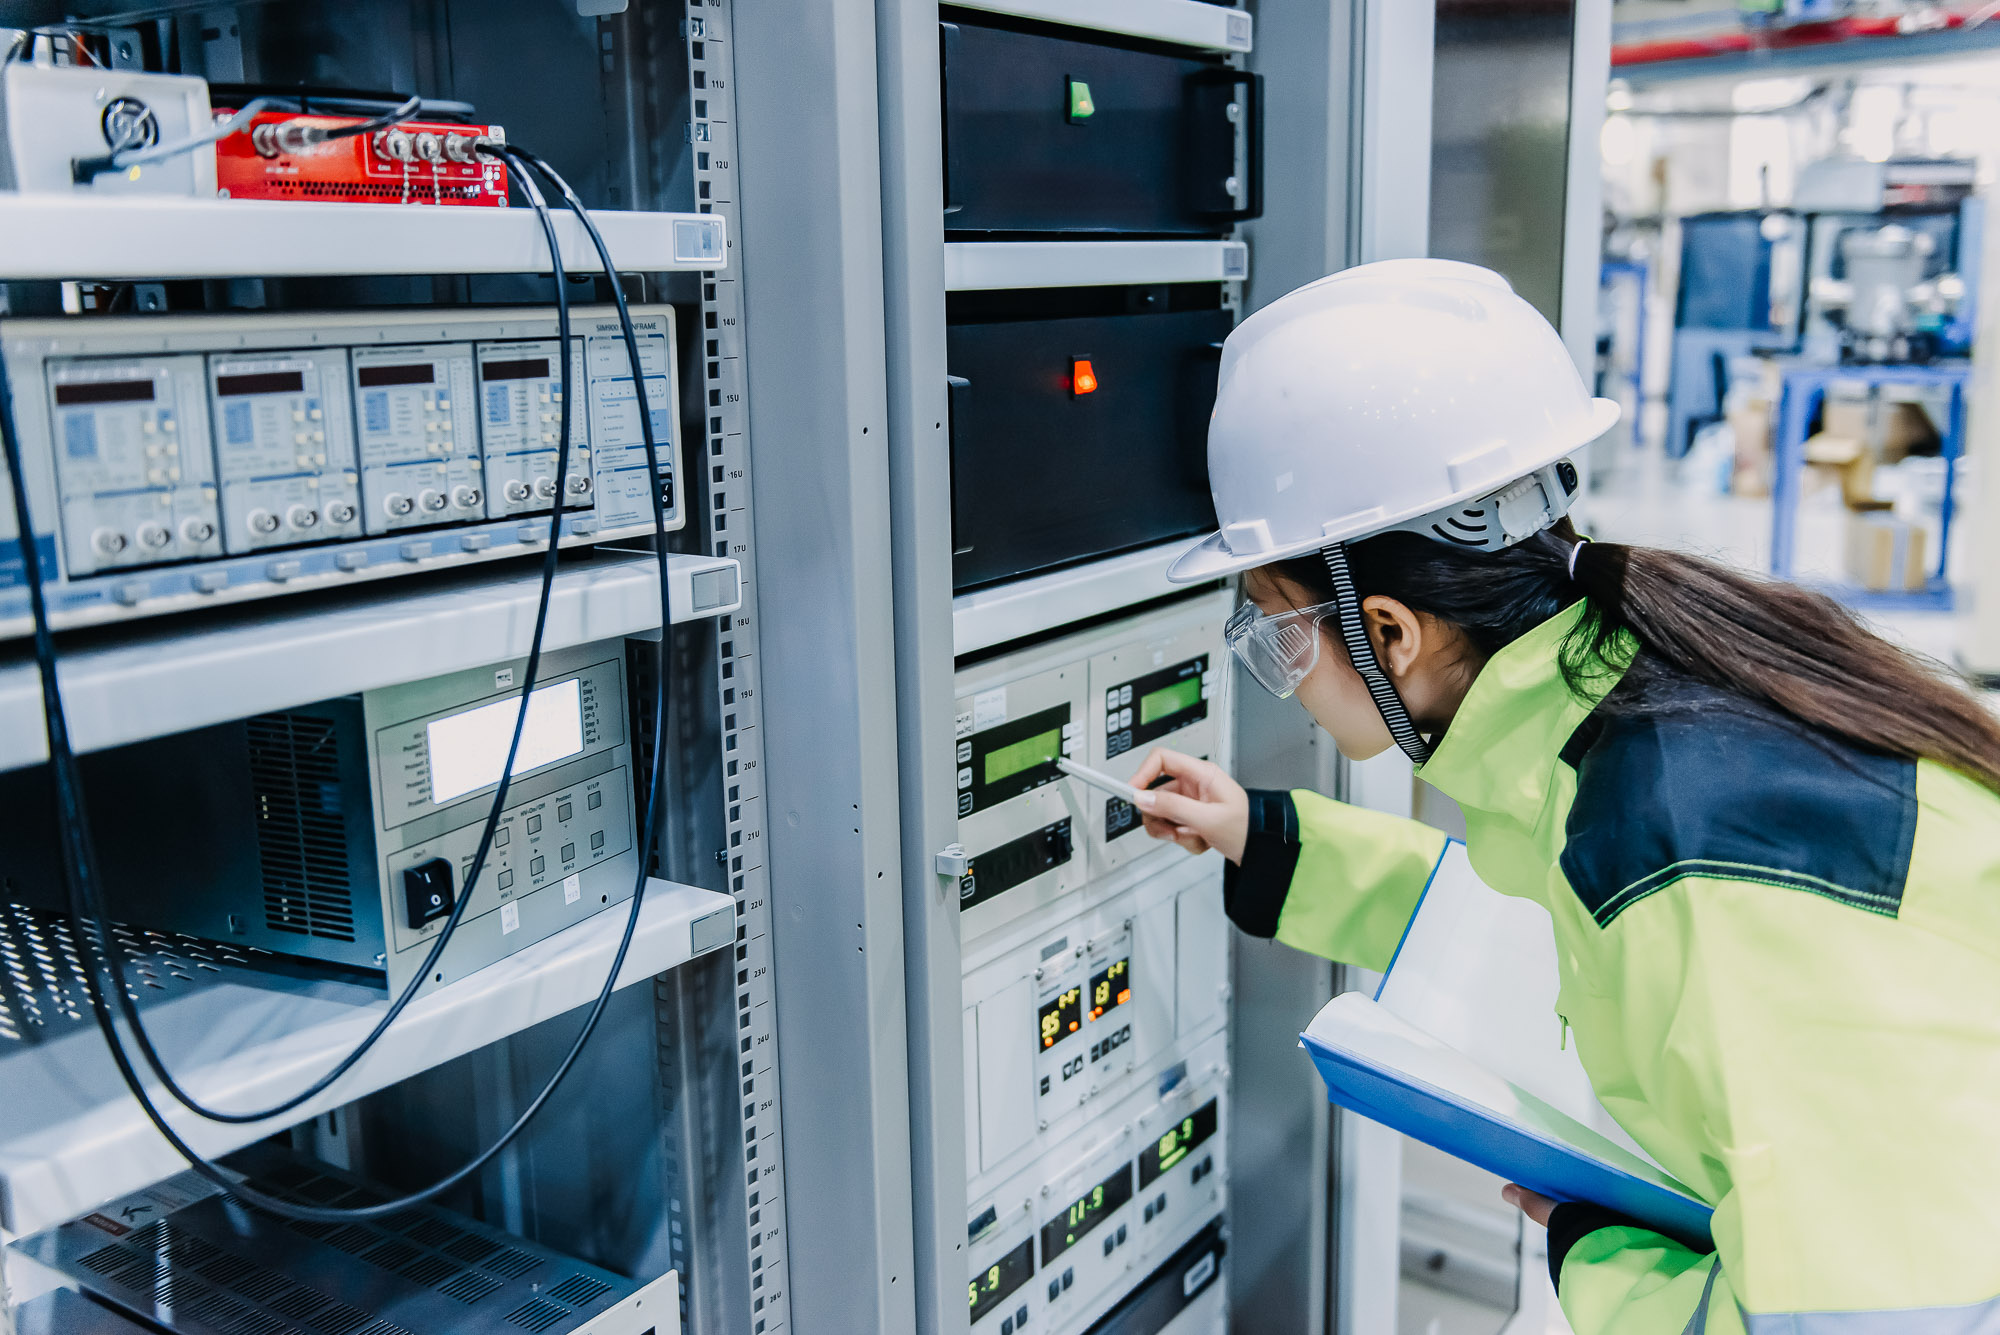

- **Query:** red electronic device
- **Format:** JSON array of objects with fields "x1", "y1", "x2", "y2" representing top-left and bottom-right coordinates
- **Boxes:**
[{"x1": 215, "y1": 110, "x2": 509, "y2": 206}]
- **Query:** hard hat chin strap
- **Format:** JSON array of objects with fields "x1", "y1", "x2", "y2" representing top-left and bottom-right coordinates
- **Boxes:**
[{"x1": 1322, "y1": 543, "x2": 1433, "y2": 766}]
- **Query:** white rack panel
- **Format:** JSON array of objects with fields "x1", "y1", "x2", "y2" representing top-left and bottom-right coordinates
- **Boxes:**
[
  {"x1": 943, "y1": 239, "x2": 1248, "y2": 292},
  {"x1": 0, "y1": 196, "x2": 727, "y2": 280},
  {"x1": 0, "y1": 551, "x2": 736, "y2": 770},
  {"x1": 951, "y1": 0, "x2": 1252, "y2": 52}
]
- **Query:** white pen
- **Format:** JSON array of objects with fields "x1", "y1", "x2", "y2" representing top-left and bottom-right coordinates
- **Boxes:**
[{"x1": 1056, "y1": 755, "x2": 1148, "y2": 805}]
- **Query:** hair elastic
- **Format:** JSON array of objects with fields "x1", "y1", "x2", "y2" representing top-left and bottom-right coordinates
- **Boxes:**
[{"x1": 1567, "y1": 536, "x2": 1592, "y2": 581}]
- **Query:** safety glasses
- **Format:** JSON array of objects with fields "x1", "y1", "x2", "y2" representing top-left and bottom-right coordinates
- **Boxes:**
[{"x1": 1224, "y1": 598, "x2": 1345, "y2": 699}]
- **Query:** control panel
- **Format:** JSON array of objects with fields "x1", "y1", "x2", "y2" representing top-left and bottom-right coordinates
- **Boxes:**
[
  {"x1": 956, "y1": 590, "x2": 1235, "y2": 1335},
  {"x1": 476, "y1": 337, "x2": 592, "y2": 518},
  {"x1": 1084, "y1": 611, "x2": 1225, "y2": 877},
  {"x1": 206, "y1": 347, "x2": 364, "y2": 554},
  {"x1": 1, "y1": 305, "x2": 683, "y2": 635},
  {"x1": 44, "y1": 354, "x2": 220, "y2": 574},
  {"x1": 954, "y1": 662, "x2": 1089, "y2": 936},
  {"x1": 953, "y1": 591, "x2": 1231, "y2": 940},
  {"x1": 350, "y1": 342, "x2": 484, "y2": 533},
  {"x1": 965, "y1": 1028, "x2": 1228, "y2": 1335},
  {"x1": 363, "y1": 644, "x2": 641, "y2": 994},
  {"x1": 963, "y1": 855, "x2": 1227, "y2": 1184}
]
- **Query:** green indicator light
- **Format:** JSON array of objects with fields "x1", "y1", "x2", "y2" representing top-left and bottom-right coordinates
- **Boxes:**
[{"x1": 1068, "y1": 78, "x2": 1095, "y2": 123}]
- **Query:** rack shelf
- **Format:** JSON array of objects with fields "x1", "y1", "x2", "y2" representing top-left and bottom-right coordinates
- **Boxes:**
[
  {"x1": 952, "y1": 539, "x2": 1215, "y2": 655},
  {"x1": 0, "y1": 550, "x2": 737, "y2": 770},
  {"x1": 0, "y1": 880, "x2": 733, "y2": 1236},
  {"x1": 951, "y1": 0, "x2": 1252, "y2": 52},
  {"x1": 0, "y1": 196, "x2": 727, "y2": 281},
  {"x1": 943, "y1": 239, "x2": 1248, "y2": 292}
]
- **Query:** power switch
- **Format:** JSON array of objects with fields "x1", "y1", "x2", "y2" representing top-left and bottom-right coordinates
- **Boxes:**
[{"x1": 402, "y1": 858, "x2": 455, "y2": 928}]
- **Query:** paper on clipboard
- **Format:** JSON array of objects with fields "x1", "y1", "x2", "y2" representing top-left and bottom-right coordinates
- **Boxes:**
[{"x1": 1299, "y1": 839, "x2": 1714, "y2": 1247}]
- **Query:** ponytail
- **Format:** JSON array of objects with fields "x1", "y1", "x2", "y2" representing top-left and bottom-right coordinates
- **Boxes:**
[{"x1": 1261, "y1": 519, "x2": 2000, "y2": 794}]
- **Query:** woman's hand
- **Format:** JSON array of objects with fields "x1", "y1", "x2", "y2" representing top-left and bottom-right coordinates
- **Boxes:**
[
  {"x1": 1129, "y1": 748, "x2": 1250, "y2": 863},
  {"x1": 1501, "y1": 1184, "x2": 1556, "y2": 1228}
]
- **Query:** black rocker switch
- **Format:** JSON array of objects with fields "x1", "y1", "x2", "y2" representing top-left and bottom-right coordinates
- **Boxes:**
[{"x1": 403, "y1": 857, "x2": 455, "y2": 928}]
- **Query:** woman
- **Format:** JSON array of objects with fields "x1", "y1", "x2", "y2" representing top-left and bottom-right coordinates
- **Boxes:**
[{"x1": 1132, "y1": 260, "x2": 2000, "y2": 1334}]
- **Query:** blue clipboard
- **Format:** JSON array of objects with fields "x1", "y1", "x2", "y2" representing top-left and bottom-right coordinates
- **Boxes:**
[{"x1": 1302, "y1": 1023, "x2": 1715, "y2": 1252}]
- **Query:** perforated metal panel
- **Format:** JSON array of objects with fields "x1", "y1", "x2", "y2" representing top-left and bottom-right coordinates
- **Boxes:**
[{"x1": 16, "y1": 1147, "x2": 647, "y2": 1335}]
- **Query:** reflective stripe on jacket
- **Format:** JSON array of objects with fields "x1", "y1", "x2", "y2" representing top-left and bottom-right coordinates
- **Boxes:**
[{"x1": 1224, "y1": 602, "x2": 2000, "y2": 1334}]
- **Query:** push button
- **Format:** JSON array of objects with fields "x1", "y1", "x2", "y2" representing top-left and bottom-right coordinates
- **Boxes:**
[
  {"x1": 1001, "y1": 1318, "x2": 1013, "y2": 1335},
  {"x1": 1067, "y1": 78, "x2": 1095, "y2": 123},
  {"x1": 496, "y1": 826, "x2": 510, "y2": 848},
  {"x1": 498, "y1": 869, "x2": 514, "y2": 890},
  {"x1": 558, "y1": 801, "x2": 573, "y2": 822},
  {"x1": 530, "y1": 855, "x2": 546, "y2": 876},
  {"x1": 587, "y1": 791, "x2": 603, "y2": 810},
  {"x1": 560, "y1": 842, "x2": 575, "y2": 863},
  {"x1": 527, "y1": 813, "x2": 542, "y2": 835},
  {"x1": 1015, "y1": 1306, "x2": 1027, "y2": 1330},
  {"x1": 590, "y1": 830, "x2": 605, "y2": 851},
  {"x1": 1047, "y1": 1279, "x2": 1059, "y2": 1302},
  {"x1": 402, "y1": 858, "x2": 454, "y2": 928}
]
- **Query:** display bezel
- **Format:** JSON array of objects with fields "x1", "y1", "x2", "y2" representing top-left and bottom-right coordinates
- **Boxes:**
[
  {"x1": 969, "y1": 1236, "x2": 1035, "y2": 1324},
  {"x1": 1105, "y1": 655, "x2": 1207, "y2": 759},
  {"x1": 1138, "y1": 1098, "x2": 1220, "y2": 1188},
  {"x1": 960, "y1": 816, "x2": 1072, "y2": 913},
  {"x1": 1088, "y1": 956, "x2": 1131, "y2": 1022},
  {"x1": 1038, "y1": 981, "x2": 1083, "y2": 1053},
  {"x1": 1041, "y1": 1162, "x2": 1134, "y2": 1264},
  {"x1": 964, "y1": 703, "x2": 1070, "y2": 815}
]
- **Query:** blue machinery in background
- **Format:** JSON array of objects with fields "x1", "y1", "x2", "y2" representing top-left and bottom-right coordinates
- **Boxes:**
[
  {"x1": 1769, "y1": 359, "x2": 1966, "y2": 610},
  {"x1": 1664, "y1": 198, "x2": 1982, "y2": 460},
  {"x1": 1666, "y1": 210, "x2": 1792, "y2": 460}
]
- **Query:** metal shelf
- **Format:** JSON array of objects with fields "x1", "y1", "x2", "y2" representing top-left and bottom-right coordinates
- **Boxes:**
[
  {"x1": 0, "y1": 196, "x2": 727, "y2": 281},
  {"x1": 0, "y1": 880, "x2": 733, "y2": 1236},
  {"x1": 952, "y1": 539, "x2": 1215, "y2": 656},
  {"x1": 951, "y1": 0, "x2": 1252, "y2": 52},
  {"x1": 943, "y1": 239, "x2": 1248, "y2": 291},
  {"x1": 0, "y1": 550, "x2": 737, "y2": 770}
]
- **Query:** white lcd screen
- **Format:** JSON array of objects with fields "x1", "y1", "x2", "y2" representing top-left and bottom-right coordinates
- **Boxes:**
[{"x1": 426, "y1": 678, "x2": 585, "y2": 805}]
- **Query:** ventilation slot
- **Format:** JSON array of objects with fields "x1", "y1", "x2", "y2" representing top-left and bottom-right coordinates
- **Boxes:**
[
  {"x1": 397, "y1": 1253, "x2": 456, "y2": 1288},
  {"x1": 480, "y1": 1246, "x2": 540, "y2": 1279},
  {"x1": 437, "y1": 1271, "x2": 502, "y2": 1305},
  {"x1": 247, "y1": 712, "x2": 357, "y2": 943},
  {"x1": 505, "y1": 1298, "x2": 569, "y2": 1332},
  {"x1": 302, "y1": 1299, "x2": 374, "y2": 1334},
  {"x1": 545, "y1": 1274, "x2": 611, "y2": 1308}
]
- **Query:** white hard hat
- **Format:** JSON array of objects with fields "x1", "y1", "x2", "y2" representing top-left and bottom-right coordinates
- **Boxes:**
[{"x1": 1167, "y1": 259, "x2": 1620, "y2": 583}]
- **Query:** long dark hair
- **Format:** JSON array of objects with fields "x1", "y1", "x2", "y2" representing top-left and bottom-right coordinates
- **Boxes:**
[{"x1": 1261, "y1": 517, "x2": 2000, "y2": 793}]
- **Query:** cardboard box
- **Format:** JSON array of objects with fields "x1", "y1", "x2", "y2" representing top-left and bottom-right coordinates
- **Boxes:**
[
  {"x1": 1822, "y1": 396, "x2": 1873, "y2": 445},
  {"x1": 1845, "y1": 505, "x2": 1929, "y2": 592},
  {"x1": 1803, "y1": 432, "x2": 1878, "y2": 508},
  {"x1": 1880, "y1": 401, "x2": 1939, "y2": 465},
  {"x1": 1728, "y1": 399, "x2": 1772, "y2": 497}
]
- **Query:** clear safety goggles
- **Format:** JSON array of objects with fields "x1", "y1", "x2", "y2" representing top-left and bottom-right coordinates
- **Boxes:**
[{"x1": 1224, "y1": 597, "x2": 1345, "y2": 699}]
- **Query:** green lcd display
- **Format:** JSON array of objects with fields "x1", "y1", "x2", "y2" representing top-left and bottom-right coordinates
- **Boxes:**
[
  {"x1": 969, "y1": 1236, "x2": 1034, "y2": 1324},
  {"x1": 1138, "y1": 1098, "x2": 1220, "y2": 1188},
  {"x1": 984, "y1": 728, "x2": 1061, "y2": 786},
  {"x1": 1139, "y1": 676, "x2": 1202, "y2": 726},
  {"x1": 1041, "y1": 1162, "x2": 1134, "y2": 1264}
]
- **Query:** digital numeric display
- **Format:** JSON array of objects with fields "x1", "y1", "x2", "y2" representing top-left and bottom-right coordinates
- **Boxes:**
[
  {"x1": 1041, "y1": 1162, "x2": 1133, "y2": 1264},
  {"x1": 1039, "y1": 985, "x2": 1082, "y2": 1051},
  {"x1": 1138, "y1": 1098, "x2": 1219, "y2": 1188},
  {"x1": 1089, "y1": 958, "x2": 1130, "y2": 1022},
  {"x1": 969, "y1": 1237, "x2": 1033, "y2": 1324}
]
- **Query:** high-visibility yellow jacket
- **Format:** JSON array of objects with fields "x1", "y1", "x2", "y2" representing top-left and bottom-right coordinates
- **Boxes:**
[{"x1": 1225, "y1": 602, "x2": 2000, "y2": 1334}]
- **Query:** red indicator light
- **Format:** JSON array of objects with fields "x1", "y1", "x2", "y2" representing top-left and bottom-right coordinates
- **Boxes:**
[{"x1": 1072, "y1": 358, "x2": 1098, "y2": 396}]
